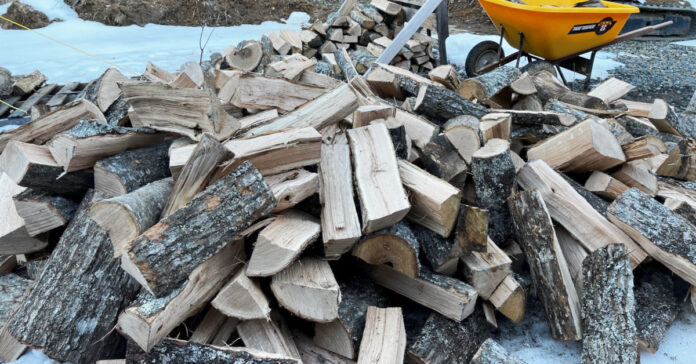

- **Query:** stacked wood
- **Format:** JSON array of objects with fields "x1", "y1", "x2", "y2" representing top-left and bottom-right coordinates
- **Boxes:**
[{"x1": 126, "y1": 338, "x2": 298, "y2": 363}]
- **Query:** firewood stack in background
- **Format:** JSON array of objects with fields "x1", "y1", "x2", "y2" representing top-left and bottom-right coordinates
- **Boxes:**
[{"x1": 2, "y1": 3, "x2": 696, "y2": 363}]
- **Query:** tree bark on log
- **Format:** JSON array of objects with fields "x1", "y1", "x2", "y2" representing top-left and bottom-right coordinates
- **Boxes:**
[
  {"x1": 0, "y1": 273, "x2": 32, "y2": 328},
  {"x1": 581, "y1": 244, "x2": 637, "y2": 364},
  {"x1": 607, "y1": 188, "x2": 696, "y2": 285},
  {"x1": 532, "y1": 71, "x2": 607, "y2": 110},
  {"x1": 396, "y1": 74, "x2": 488, "y2": 122},
  {"x1": 407, "y1": 310, "x2": 489, "y2": 364},
  {"x1": 334, "y1": 48, "x2": 358, "y2": 81},
  {"x1": 454, "y1": 204, "x2": 489, "y2": 254},
  {"x1": 12, "y1": 189, "x2": 79, "y2": 236},
  {"x1": 559, "y1": 171, "x2": 610, "y2": 217},
  {"x1": 471, "y1": 338, "x2": 525, "y2": 364},
  {"x1": 634, "y1": 265, "x2": 680, "y2": 353},
  {"x1": 410, "y1": 223, "x2": 458, "y2": 276},
  {"x1": 509, "y1": 190, "x2": 582, "y2": 341},
  {"x1": 7, "y1": 191, "x2": 141, "y2": 363},
  {"x1": 122, "y1": 161, "x2": 275, "y2": 297},
  {"x1": 457, "y1": 66, "x2": 521, "y2": 107},
  {"x1": 357, "y1": 306, "x2": 406, "y2": 364},
  {"x1": 470, "y1": 138, "x2": 516, "y2": 243},
  {"x1": 125, "y1": 338, "x2": 299, "y2": 364},
  {"x1": 418, "y1": 135, "x2": 468, "y2": 190},
  {"x1": 656, "y1": 138, "x2": 696, "y2": 181},
  {"x1": 94, "y1": 140, "x2": 172, "y2": 197},
  {"x1": 88, "y1": 178, "x2": 174, "y2": 257}
]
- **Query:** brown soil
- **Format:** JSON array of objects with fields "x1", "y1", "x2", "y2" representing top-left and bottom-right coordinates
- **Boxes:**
[
  {"x1": 1, "y1": 1, "x2": 58, "y2": 29},
  {"x1": 63, "y1": 0, "x2": 341, "y2": 27}
]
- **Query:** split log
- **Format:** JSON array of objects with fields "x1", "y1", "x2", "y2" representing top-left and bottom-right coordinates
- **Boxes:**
[
  {"x1": 460, "y1": 238, "x2": 512, "y2": 299},
  {"x1": 517, "y1": 160, "x2": 648, "y2": 267},
  {"x1": 634, "y1": 266, "x2": 680, "y2": 353},
  {"x1": 455, "y1": 204, "x2": 489, "y2": 254},
  {"x1": 555, "y1": 225, "x2": 588, "y2": 297},
  {"x1": 267, "y1": 55, "x2": 318, "y2": 81},
  {"x1": 442, "y1": 115, "x2": 480, "y2": 164},
  {"x1": 231, "y1": 74, "x2": 326, "y2": 113},
  {"x1": 300, "y1": 70, "x2": 342, "y2": 89},
  {"x1": 612, "y1": 160, "x2": 658, "y2": 195},
  {"x1": 357, "y1": 306, "x2": 405, "y2": 364},
  {"x1": 0, "y1": 99, "x2": 105, "y2": 151},
  {"x1": 398, "y1": 159, "x2": 461, "y2": 237},
  {"x1": 353, "y1": 221, "x2": 420, "y2": 277},
  {"x1": 510, "y1": 72, "x2": 536, "y2": 95},
  {"x1": 532, "y1": 71, "x2": 607, "y2": 109},
  {"x1": 471, "y1": 338, "x2": 525, "y2": 364},
  {"x1": 480, "y1": 112, "x2": 511, "y2": 142},
  {"x1": 607, "y1": 188, "x2": 696, "y2": 285},
  {"x1": 88, "y1": 178, "x2": 173, "y2": 257},
  {"x1": 246, "y1": 209, "x2": 320, "y2": 277},
  {"x1": 189, "y1": 307, "x2": 236, "y2": 345},
  {"x1": 428, "y1": 64, "x2": 460, "y2": 90},
  {"x1": 365, "y1": 67, "x2": 402, "y2": 99},
  {"x1": 161, "y1": 134, "x2": 231, "y2": 217},
  {"x1": 488, "y1": 274, "x2": 526, "y2": 323},
  {"x1": 12, "y1": 70, "x2": 46, "y2": 95},
  {"x1": 482, "y1": 302, "x2": 498, "y2": 329},
  {"x1": 84, "y1": 68, "x2": 129, "y2": 112},
  {"x1": 392, "y1": 109, "x2": 437, "y2": 150},
  {"x1": 7, "y1": 191, "x2": 141, "y2": 363},
  {"x1": 125, "y1": 338, "x2": 298, "y2": 363},
  {"x1": 587, "y1": 77, "x2": 634, "y2": 104},
  {"x1": 170, "y1": 62, "x2": 204, "y2": 89},
  {"x1": 470, "y1": 138, "x2": 516, "y2": 243},
  {"x1": 509, "y1": 190, "x2": 582, "y2": 340},
  {"x1": 267, "y1": 169, "x2": 318, "y2": 213},
  {"x1": 334, "y1": 48, "x2": 358, "y2": 81},
  {"x1": 319, "y1": 140, "x2": 361, "y2": 259},
  {"x1": 649, "y1": 99, "x2": 696, "y2": 139},
  {"x1": 191, "y1": 127, "x2": 318, "y2": 179},
  {"x1": 408, "y1": 310, "x2": 489, "y2": 364},
  {"x1": 656, "y1": 138, "x2": 696, "y2": 181},
  {"x1": 0, "y1": 326, "x2": 26, "y2": 362},
  {"x1": 121, "y1": 82, "x2": 239, "y2": 141},
  {"x1": 352, "y1": 104, "x2": 395, "y2": 128},
  {"x1": 527, "y1": 119, "x2": 625, "y2": 172},
  {"x1": 585, "y1": 171, "x2": 630, "y2": 200},
  {"x1": 581, "y1": 244, "x2": 637, "y2": 364},
  {"x1": 348, "y1": 123, "x2": 410, "y2": 233},
  {"x1": 418, "y1": 134, "x2": 469, "y2": 189},
  {"x1": 665, "y1": 198, "x2": 696, "y2": 226},
  {"x1": 513, "y1": 94, "x2": 543, "y2": 111},
  {"x1": 398, "y1": 77, "x2": 488, "y2": 122},
  {"x1": 94, "y1": 140, "x2": 172, "y2": 197},
  {"x1": 212, "y1": 269, "x2": 271, "y2": 320},
  {"x1": 122, "y1": 162, "x2": 275, "y2": 296},
  {"x1": 457, "y1": 66, "x2": 520, "y2": 107},
  {"x1": 13, "y1": 189, "x2": 78, "y2": 236},
  {"x1": 224, "y1": 41, "x2": 263, "y2": 72},
  {"x1": 271, "y1": 257, "x2": 340, "y2": 323},
  {"x1": 294, "y1": 331, "x2": 356, "y2": 364},
  {"x1": 618, "y1": 115, "x2": 682, "y2": 144},
  {"x1": 243, "y1": 84, "x2": 358, "y2": 136},
  {"x1": 118, "y1": 239, "x2": 245, "y2": 351},
  {"x1": 143, "y1": 62, "x2": 176, "y2": 83},
  {"x1": 0, "y1": 172, "x2": 47, "y2": 255},
  {"x1": 0, "y1": 254, "x2": 17, "y2": 273},
  {"x1": 237, "y1": 313, "x2": 301, "y2": 360},
  {"x1": 47, "y1": 120, "x2": 163, "y2": 172},
  {"x1": 622, "y1": 135, "x2": 667, "y2": 162},
  {"x1": 268, "y1": 32, "x2": 292, "y2": 55},
  {"x1": 559, "y1": 171, "x2": 610, "y2": 217},
  {"x1": 410, "y1": 223, "x2": 458, "y2": 275}
]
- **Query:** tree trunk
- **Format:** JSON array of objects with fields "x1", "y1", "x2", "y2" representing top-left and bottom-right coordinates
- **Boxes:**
[
  {"x1": 7, "y1": 191, "x2": 141, "y2": 363},
  {"x1": 122, "y1": 161, "x2": 275, "y2": 297},
  {"x1": 457, "y1": 66, "x2": 520, "y2": 107},
  {"x1": 581, "y1": 244, "x2": 637, "y2": 364},
  {"x1": 94, "y1": 140, "x2": 172, "y2": 197}
]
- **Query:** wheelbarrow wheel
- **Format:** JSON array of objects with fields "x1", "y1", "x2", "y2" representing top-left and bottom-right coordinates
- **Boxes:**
[{"x1": 465, "y1": 41, "x2": 504, "y2": 77}]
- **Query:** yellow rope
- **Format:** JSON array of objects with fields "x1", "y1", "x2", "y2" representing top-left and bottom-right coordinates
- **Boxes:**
[
  {"x1": 0, "y1": 15, "x2": 139, "y2": 76},
  {"x1": 0, "y1": 99, "x2": 27, "y2": 114}
]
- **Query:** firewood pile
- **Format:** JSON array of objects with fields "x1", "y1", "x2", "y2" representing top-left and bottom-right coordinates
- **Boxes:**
[{"x1": 2, "y1": 14, "x2": 696, "y2": 364}]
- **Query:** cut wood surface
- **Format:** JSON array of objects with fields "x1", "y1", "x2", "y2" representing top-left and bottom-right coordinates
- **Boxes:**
[
  {"x1": 271, "y1": 257, "x2": 340, "y2": 323},
  {"x1": 517, "y1": 160, "x2": 648, "y2": 267},
  {"x1": 0, "y1": 172, "x2": 47, "y2": 255},
  {"x1": 608, "y1": 188, "x2": 696, "y2": 285},
  {"x1": 612, "y1": 160, "x2": 658, "y2": 195},
  {"x1": 480, "y1": 112, "x2": 512, "y2": 142},
  {"x1": 460, "y1": 238, "x2": 512, "y2": 300},
  {"x1": 117, "y1": 240, "x2": 245, "y2": 352},
  {"x1": 488, "y1": 274, "x2": 526, "y2": 323},
  {"x1": 13, "y1": 189, "x2": 78, "y2": 236},
  {"x1": 398, "y1": 159, "x2": 461, "y2": 237},
  {"x1": 231, "y1": 74, "x2": 326, "y2": 112},
  {"x1": 622, "y1": 135, "x2": 667, "y2": 162},
  {"x1": 225, "y1": 41, "x2": 264, "y2": 72},
  {"x1": 348, "y1": 123, "x2": 410, "y2": 233},
  {"x1": 442, "y1": 115, "x2": 480, "y2": 164},
  {"x1": 94, "y1": 141, "x2": 172, "y2": 197},
  {"x1": 509, "y1": 190, "x2": 582, "y2": 340},
  {"x1": 246, "y1": 209, "x2": 321, "y2": 277},
  {"x1": 527, "y1": 119, "x2": 625, "y2": 172},
  {"x1": 581, "y1": 244, "x2": 637, "y2": 364},
  {"x1": 428, "y1": 64, "x2": 460, "y2": 90},
  {"x1": 267, "y1": 169, "x2": 318, "y2": 213},
  {"x1": 357, "y1": 306, "x2": 405, "y2": 364},
  {"x1": 457, "y1": 66, "x2": 520, "y2": 107},
  {"x1": 190, "y1": 307, "x2": 234, "y2": 345},
  {"x1": 353, "y1": 221, "x2": 420, "y2": 278},
  {"x1": 587, "y1": 77, "x2": 634, "y2": 104},
  {"x1": 122, "y1": 162, "x2": 275, "y2": 296},
  {"x1": 212, "y1": 268, "x2": 271, "y2": 320},
  {"x1": 455, "y1": 204, "x2": 489, "y2": 254},
  {"x1": 585, "y1": 171, "x2": 630, "y2": 200},
  {"x1": 237, "y1": 313, "x2": 302, "y2": 360},
  {"x1": 649, "y1": 98, "x2": 696, "y2": 139}
]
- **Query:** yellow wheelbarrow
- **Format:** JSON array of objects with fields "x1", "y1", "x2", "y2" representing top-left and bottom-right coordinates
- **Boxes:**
[{"x1": 466, "y1": 0, "x2": 673, "y2": 88}]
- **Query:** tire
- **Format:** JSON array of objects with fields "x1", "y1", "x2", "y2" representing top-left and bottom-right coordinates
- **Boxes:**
[
  {"x1": 465, "y1": 41, "x2": 504, "y2": 77},
  {"x1": 520, "y1": 60, "x2": 557, "y2": 78}
]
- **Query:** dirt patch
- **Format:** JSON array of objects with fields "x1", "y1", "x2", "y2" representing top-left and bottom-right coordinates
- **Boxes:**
[
  {"x1": 448, "y1": 0, "x2": 497, "y2": 34},
  {"x1": 63, "y1": 0, "x2": 341, "y2": 27},
  {"x1": 1, "y1": 1, "x2": 59, "y2": 29}
]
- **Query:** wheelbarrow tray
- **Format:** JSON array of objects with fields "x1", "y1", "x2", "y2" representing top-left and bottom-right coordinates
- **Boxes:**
[{"x1": 479, "y1": 0, "x2": 638, "y2": 60}]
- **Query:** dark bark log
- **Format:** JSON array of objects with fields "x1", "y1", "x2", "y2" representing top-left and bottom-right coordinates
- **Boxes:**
[
  {"x1": 607, "y1": 188, "x2": 696, "y2": 286},
  {"x1": 94, "y1": 140, "x2": 172, "y2": 197},
  {"x1": 457, "y1": 66, "x2": 520, "y2": 107},
  {"x1": 396, "y1": 75, "x2": 488, "y2": 122},
  {"x1": 0, "y1": 273, "x2": 32, "y2": 328},
  {"x1": 125, "y1": 338, "x2": 299, "y2": 363},
  {"x1": 455, "y1": 204, "x2": 488, "y2": 254},
  {"x1": 471, "y1": 338, "x2": 526, "y2": 364},
  {"x1": 509, "y1": 190, "x2": 582, "y2": 341},
  {"x1": 634, "y1": 265, "x2": 680, "y2": 353},
  {"x1": 616, "y1": 115, "x2": 682, "y2": 144},
  {"x1": 581, "y1": 244, "x2": 637, "y2": 364},
  {"x1": 559, "y1": 170, "x2": 610, "y2": 217},
  {"x1": 352, "y1": 220, "x2": 420, "y2": 278},
  {"x1": 388, "y1": 125, "x2": 409, "y2": 160},
  {"x1": 544, "y1": 99, "x2": 591, "y2": 122},
  {"x1": 7, "y1": 191, "x2": 141, "y2": 363},
  {"x1": 123, "y1": 161, "x2": 275, "y2": 297},
  {"x1": 12, "y1": 189, "x2": 79, "y2": 236},
  {"x1": 407, "y1": 310, "x2": 489, "y2": 364},
  {"x1": 471, "y1": 138, "x2": 516, "y2": 244},
  {"x1": 410, "y1": 223, "x2": 458, "y2": 276},
  {"x1": 667, "y1": 199, "x2": 696, "y2": 226},
  {"x1": 105, "y1": 95, "x2": 131, "y2": 126},
  {"x1": 532, "y1": 71, "x2": 607, "y2": 110},
  {"x1": 418, "y1": 135, "x2": 468, "y2": 189},
  {"x1": 334, "y1": 48, "x2": 358, "y2": 81},
  {"x1": 511, "y1": 124, "x2": 568, "y2": 143}
]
